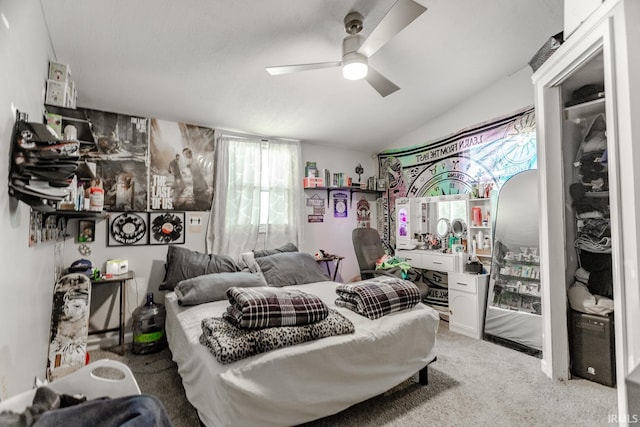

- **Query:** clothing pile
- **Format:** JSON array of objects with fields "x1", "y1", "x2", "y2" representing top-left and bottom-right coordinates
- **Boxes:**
[
  {"x1": 568, "y1": 112, "x2": 614, "y2": 315},
  {"x1": 568, "y1": 268, "x2": 614, "y2": 316},
  {"x1": 375, "y1": 254, "x2": 412, "y2": 278},
  {"x1": 0, "y1": 387, "x2": 171, "y2": 427},
  {"x1": 334, "y1": 276, "x2": 421, "y2": 320},
  {"x1": 200, "y1": 286, "x2": 354, "y2": 364}
]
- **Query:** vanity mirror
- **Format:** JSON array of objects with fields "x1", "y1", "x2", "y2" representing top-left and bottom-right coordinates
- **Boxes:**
[
  {"x1": 395, "y1": 194, "x2": 469, "y2": 250},
  {"x1": 435, "y1": 218, "x2": 451, "y2": 238},
  {"x1": 451, "y1": 218, "x2": 467, "y2": 238}
]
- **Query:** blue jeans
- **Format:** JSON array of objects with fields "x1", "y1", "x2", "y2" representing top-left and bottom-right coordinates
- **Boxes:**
[{"x1": 34, "y1": 395, "x2": 172, "y2": 427}]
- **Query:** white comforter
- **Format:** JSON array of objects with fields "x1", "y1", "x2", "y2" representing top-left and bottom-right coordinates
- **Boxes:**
[{"x1": 165, "y1": 281, "x2": 439, "y2": 427}]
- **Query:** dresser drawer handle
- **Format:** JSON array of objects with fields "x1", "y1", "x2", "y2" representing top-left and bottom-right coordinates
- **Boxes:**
[
  {"x1": 433, "y1": 261, "x2": 442, "y2": 265},
  {"x1": 456, "y1": 282, "x2": 467, "y2": 286}
]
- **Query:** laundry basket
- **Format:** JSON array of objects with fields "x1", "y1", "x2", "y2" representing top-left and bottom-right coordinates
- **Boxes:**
[{"x1": 0, "y1": 359, "x2": 140, "y2": 414}]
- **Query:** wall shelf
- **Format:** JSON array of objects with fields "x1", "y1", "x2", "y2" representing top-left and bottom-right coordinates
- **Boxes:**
[
  {"x1": 303, "y1": 186, "x2": 383, "y2": 206},
  {"x1": 44, "y1": 104, "x2": 96, "y2": 145}
]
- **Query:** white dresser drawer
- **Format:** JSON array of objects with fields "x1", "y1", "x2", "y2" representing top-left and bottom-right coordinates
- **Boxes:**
[
  {"x1": 423, "y1": 253, "x2": 455, "y2": 272},
  {"x1": 396, "y1": 250, "x2": 426, "y2": 269},
  {"x1": 448, "y1": 273, "x2": 477, "y2": 294}
]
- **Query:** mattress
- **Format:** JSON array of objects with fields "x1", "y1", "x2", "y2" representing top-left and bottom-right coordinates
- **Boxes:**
[{"x1": 165, "y1": 280, "x2": 439, "y2": 427}]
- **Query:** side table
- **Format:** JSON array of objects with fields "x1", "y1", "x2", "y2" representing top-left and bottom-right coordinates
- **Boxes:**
[
  {"x1": 315, "y1": 255, "x2": 344, "y2": 281},
  {"x1": 89, "y1": 271, "x2": 135, "y2": 355}
]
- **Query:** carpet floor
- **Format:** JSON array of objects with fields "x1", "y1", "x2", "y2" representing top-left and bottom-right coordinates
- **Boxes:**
[{"x1": 90, "y1": 320, "x2": 617, "y2": 427}]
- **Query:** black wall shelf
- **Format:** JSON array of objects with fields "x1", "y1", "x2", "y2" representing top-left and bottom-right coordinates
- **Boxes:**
[{"x1": 303, "y1": 186, "x2": 384, "y2": 207}]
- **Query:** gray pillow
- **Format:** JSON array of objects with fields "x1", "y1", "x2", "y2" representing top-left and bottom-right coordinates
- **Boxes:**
[
  {"x1": 160, "y1": 246, "x2": 239, "y2": 291},
  {"x1": 256, "y1": 252, "x2": 330, "y2": 287},
  {"x1": 253, "y1": 242, "x2": 298, "y2": 258},
  {"x1": 174, "y1": 272, "x2": 267, "y2": 306}
]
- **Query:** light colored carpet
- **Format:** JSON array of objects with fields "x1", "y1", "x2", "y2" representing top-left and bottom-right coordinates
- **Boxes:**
[{"x1": 90, "y1": 320, "x2": 617, "y2": 427}]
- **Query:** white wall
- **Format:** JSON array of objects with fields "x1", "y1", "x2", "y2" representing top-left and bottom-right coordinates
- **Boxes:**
[
  {"x1": 388, "y1": 66, "x2": 535, "y2": 150},
  {"x1": 300, "y1": 143, "x2": 378, "y2": 282},
  {"x1": 0, "y1": 0, "x2": 57, "y2": 399},
  {"x1": 61, "y1": 213, "x2": 209, "y2": 344}
]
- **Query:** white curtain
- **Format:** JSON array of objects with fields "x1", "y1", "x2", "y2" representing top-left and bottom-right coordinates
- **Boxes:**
[{"x1": 207, "y1": 131, "x2": 302, "y2": 257}]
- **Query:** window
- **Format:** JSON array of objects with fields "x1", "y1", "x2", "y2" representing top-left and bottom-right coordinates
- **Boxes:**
[{"x1": 208, "y1": 132, "x2": 302, "y2": 257}]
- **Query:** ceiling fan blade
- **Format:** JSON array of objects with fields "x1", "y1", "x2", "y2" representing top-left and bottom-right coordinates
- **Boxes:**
[
  {"x1": 358, "y1": 0, "x2": 427, "y2": 58},
  {"x1": 365, "y1": 67, "x2": 400, "y2": 97},
  {"x1": 266, "y1": 61, "x2": 342, "y2": 75}
]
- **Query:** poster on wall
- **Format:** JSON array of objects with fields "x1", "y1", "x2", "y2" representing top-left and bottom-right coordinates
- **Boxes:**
[
  {"x1": 356, "y1": 196, "x2": 370, "y2": 228},
  {"x1": 95, "y1": 160, "x2": 148, "y2": 211},
  {"x1": 78, "y1": 108, "x2": 149, "y2": 211},
  {"x1": 149, "y1": 119, "x2": 215, "y2": 211},
  {"x1": 306, "y1": 193, "x2": 325, "y2": 223},
  {"x1": 333, "y1": 192, "x2": 348, "y2": 218},
  {"x1": 377, "y1": 107, "x2": 537, "y2": 247}
]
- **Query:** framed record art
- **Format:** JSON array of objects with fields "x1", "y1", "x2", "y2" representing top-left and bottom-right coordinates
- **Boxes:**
[
  {"x1": 107, "y1": 212, "x2": 149, "y2": 246},
  {"x1": 149, "y1": 212, "x2": 185, "y2": 245}
]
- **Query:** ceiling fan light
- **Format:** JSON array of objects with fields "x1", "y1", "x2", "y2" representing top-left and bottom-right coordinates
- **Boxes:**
[{"x1": 342, "y1": 53, "x2": 368, "y2": 80}]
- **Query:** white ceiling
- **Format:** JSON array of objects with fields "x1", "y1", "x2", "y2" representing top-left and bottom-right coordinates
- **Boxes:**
[{"x1": 40, "y1": 0, "x2": 563, "y2": 152}]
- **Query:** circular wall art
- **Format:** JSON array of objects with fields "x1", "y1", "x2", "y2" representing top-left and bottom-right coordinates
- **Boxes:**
[
  {"x1": 150, "y1": 212, "x2": 185, "y2": 245},
  {"x1": 108, "y1": 212, "x2": 148, "y2": 246}
]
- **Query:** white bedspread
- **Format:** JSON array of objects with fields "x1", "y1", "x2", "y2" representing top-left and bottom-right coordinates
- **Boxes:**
[{"x1": 165, "y1": 281, "x2": 439, "y2": 427}]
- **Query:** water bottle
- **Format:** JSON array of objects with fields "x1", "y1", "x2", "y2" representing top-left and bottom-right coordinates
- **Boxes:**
[{"x1": 132, "y1": 293, "x2": 167, "y2": 355}]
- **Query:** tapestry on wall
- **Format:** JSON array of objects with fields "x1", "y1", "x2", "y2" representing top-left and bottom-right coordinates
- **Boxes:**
[
  {"x1": 79, "y1": 108, "x2": 149, "y2": 211},
  {"x1": 149, "y1": 119, "x2": 215, "y2": 211},
  {"x1": 377, "y1": 107, "x2": 537, "y2": 248}
]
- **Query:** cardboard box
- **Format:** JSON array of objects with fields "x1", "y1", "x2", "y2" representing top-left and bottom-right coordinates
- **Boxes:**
[
  {"x1": 45, "y1": 79, "x2": 68, "y2": 106},
  {"x1": 48, "y1": 61, "x2": 71, "y2": 82}
]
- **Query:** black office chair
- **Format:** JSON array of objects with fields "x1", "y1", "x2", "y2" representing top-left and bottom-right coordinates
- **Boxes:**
[
  {"x1": 351, "y1": 227, "x2": 429, "y2": 298},
  {"x1": 352, "y1": 227, "x2": 394, "y2": 280}
]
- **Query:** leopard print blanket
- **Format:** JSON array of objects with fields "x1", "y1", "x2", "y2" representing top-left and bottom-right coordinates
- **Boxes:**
[{"x1": 200, "y1": 309, "x2": 354, "y2": 364}]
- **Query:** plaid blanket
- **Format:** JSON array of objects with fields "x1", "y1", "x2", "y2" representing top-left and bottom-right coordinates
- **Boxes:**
[
  {"x1": 200, "y1": 309, "x2": 354, "y2": 364},
  {"x1": 224, "y1": 286, "x2": 329, "y2": 329},
  {"x1": 335, "y1": 277, "x2": 421, "y2": 320}
]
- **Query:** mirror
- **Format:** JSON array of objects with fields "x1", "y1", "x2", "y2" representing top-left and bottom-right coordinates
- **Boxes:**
[
  {"x1": 435, "y1": 218, "x2": 451, "y2": 238},
  {"x1": 397, "y1": 194, "x2": 469, "y2": 250},
  {"x1": 451, "y1": 218, "x2": 467, "y2": 237}
]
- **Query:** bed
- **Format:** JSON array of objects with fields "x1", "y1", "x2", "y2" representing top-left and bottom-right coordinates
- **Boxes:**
[{"x1": 161, "y1": 247, "x2": 440, "y2": 427}]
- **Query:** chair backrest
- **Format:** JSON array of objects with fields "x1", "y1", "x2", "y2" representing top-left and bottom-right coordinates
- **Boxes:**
[{"x1": 352, "y1": 228, "x2": 386, "y2": 278}]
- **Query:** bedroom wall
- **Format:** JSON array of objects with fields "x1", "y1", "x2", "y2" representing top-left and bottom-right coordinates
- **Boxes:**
[
  {"x1": 300, "y1": 143, "x2": 378, "y2": 283},
  {"x1": 0, "y1": 0, "x2": 58, "y2": 399},
  {"x1": 386, "y1": 66, "x2": 536, "y2": 151}
]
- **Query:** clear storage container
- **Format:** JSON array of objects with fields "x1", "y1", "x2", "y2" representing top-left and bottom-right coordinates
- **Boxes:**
[{"x1": 132, "y1": 293, "x2": 167, "y2": 355}]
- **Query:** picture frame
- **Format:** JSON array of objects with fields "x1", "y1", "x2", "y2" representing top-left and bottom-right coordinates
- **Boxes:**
[
  {"x1": 107, "y1": 212, "x2": 149, "y2": 246},
  {"x1": 77, "y1": 219, "x2": 95, "y2": 243},
  {"x1": 149, "y1": 212, "x2": 186, "y2": 245}
]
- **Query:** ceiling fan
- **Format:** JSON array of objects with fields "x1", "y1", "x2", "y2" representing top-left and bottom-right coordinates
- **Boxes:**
[{"x1": 265, "y1": 0, "x2": 427, "y2": 97}]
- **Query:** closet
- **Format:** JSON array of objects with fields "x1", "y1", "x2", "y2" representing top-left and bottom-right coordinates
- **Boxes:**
[{"x1": 532, "y1": 0, "x2": 640, "y2": 420}]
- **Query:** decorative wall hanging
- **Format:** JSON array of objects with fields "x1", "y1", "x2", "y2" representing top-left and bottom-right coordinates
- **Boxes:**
[
  {"x1": 377, "y1": 107, "x2": 537, "y2": 248},
  {"x1": 333, "y1": 192, "x2": 348, "y2": 218},
  {"x1": 149, "y1": 119, "x2": 215, "y2": 211},
  {"x1": 149, "y1": 212, "x2": 185, "y2": 245},
  {"x1": 306, "y1": 194, "x2": 325, "y2": 223},
  {"x1": 107, "y1": 212, "x2": 149, "y2": 246},
  {"x1": 356, "y1": 197, "x2": 371, "y2": 228}
]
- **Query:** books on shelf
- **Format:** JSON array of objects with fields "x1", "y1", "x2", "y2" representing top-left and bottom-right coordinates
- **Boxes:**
[{"x1": 305, "y1": 161, "x2": 318, "y2": 178}]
